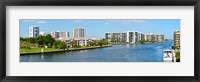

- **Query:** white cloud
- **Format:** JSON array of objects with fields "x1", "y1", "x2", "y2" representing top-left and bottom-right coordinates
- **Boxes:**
[
  {"x1": 110, "y1": 20, "x2": 145, "y2": 24},
  {"x1": 22, "y1": 20, "x2": 35, "y2": 22},
  {"x1": 74, "y1": 20, "x2": 83, "y2": 22},
  {"x1": 37, "y1": 21, "x2": 46, "y2": 24},
  {"x1": 105, "y1": 22, "x2": 110, "y2": 25}
]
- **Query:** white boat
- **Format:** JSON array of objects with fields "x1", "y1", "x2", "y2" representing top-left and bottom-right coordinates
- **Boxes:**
[{"x1": 163, "y1": 50, "x2": 176, "y2": 62}]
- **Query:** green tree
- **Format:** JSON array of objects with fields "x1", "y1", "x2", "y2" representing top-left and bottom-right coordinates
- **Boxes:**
[
  {"x1": 20, "y1": 35, "x2": 56, "y2": 49},
  {"x1": 70, "y1": 41, "x2": 78, "y2": 47},
  {"x1": 20, "y1": 41, "x2": 31, "y2": 49},
  {"x1": 88, "y1": 41, "x2": 97, "y2": 46},
  {"x1": 44, "y1": 34, "x2": 55, "y2": 47},
  {"x1": 121, "y1": 40, "x2": 126, "y2": 43},
  {"x1": 53, "y1": 40, "x2": 61, "y2": 49},
  {"x1": 58, "y1": 41, "x2": 67, "y2": 50},
  {"x1": 97, "y1": 41, "x2": 103, "y2": 46},
  {"x1": 111, "y1": 39, "x2": 117, "y2": 43},
  {"x1": 36, "y1": 36, "x2": 45, "y2": 46},
  {"x1": 20, "y1": 37, "x2": 25, "y2": 41},
  {"x1": 172, "y1": 45, "x2": 180, "y2": 50},
  {"x1": 99, "y1": 39, "x2": 109, "y2": 46},
  {"x1": 28, "y1": 37, "x2": 36, "y2": 43},
  {"x1": 139, "y1": 40, "x2": 145, "y2": 44}
]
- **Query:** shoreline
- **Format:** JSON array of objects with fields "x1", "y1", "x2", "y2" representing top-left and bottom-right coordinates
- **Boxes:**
[
  {"x1": 111, "y1": 41, "x2": 168, "y2": 45},
  {"x1": 20, "y1": 41, "x2": 169, "y2": 55},
  {"x1": 20, "y1": 45, "x2": 112, "y2": 55}
]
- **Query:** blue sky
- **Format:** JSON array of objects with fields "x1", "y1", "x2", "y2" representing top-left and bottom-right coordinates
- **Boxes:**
[{"x1": 20, "y1": 19, "x2": 180, "y2": 39}]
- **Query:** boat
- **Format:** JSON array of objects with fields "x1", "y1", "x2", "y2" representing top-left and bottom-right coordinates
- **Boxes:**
[{"x1": 163, "y1": 50, "x2": 176, "y2": 62}]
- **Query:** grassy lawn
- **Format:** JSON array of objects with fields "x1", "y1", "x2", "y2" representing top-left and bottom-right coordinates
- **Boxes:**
[
  {"x1": 20, "y1": 48, "x2": 60, "y2": 54},
  {"x1": 68, "y1": 45, "x2": 111, "y2": 50},
  {"x1": 20, "y1": 45, "x2": 112, "y2": 54},
  {"x1": 68, "y1": 46, "x2": 100, "y2": 50}
]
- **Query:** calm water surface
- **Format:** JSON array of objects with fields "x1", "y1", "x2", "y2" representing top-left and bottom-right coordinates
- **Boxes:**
[{"x1": 20, "y1": 40, "x2": 173, "y2": 62}]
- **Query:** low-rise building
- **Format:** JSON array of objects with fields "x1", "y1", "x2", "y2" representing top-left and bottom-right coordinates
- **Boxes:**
[{"x1": 58, "y1": 37, "x2": 92, "y2": 47}]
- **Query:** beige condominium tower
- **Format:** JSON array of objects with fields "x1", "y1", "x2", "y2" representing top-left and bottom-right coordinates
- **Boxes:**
[
  {"x1": 73, "y1": 27, "x2": 85, "y2": 38},
  {"x1": 173, "y1": 30, "x2": 180, "y2": 47}
]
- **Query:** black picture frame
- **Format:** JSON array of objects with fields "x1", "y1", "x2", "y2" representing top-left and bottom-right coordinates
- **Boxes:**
[{"x1": 0, "y1": 0, "x2": 200, "y2": 82}]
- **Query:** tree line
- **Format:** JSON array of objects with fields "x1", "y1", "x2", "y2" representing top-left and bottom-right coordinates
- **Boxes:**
[
  {"x1": 20, "y1": 34, "x2": 67, "y2": 49},
  {"x1": 20, "y1": 34, "x2": 110, "y2": 49}
]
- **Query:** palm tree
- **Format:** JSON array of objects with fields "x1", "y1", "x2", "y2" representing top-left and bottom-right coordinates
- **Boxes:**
[{"x1": 70, "y1": 41, "x2": 78, "y2": 47}]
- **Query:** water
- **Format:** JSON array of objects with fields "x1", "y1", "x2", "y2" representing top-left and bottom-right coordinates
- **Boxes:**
[{"x1": 20, "y1": 40, "x2": 173, "y2": 62}]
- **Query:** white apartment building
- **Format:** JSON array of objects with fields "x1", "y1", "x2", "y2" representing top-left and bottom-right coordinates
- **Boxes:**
[{"x1": 29, "y1": 25, "x2": 39, "y2": 38}]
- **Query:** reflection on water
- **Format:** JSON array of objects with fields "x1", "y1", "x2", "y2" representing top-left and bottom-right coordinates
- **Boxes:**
[{"x1": 20, "y1": 40, "x2": 173, "y2": 62}]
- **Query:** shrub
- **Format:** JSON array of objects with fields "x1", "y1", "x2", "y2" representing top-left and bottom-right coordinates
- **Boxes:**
[{"x1": 175, "y1": 51, "x2": 180, "y2": 62}]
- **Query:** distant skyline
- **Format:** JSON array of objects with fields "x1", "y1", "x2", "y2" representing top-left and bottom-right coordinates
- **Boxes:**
[{"x1": 20, "y1": 19, "x2": 180, "y2": 39}]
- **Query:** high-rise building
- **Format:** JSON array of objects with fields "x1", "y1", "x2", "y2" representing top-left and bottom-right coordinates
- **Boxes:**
[
  {"x1": 141, "y1": 33, "x2": 145, "y2": 40},
  {"x1": 126, "y1": 31, "x2": 136, "y2": 43},
  {"x1": 152, "y1": 34, "x2": 157, "y2": 41},
  {"x1": 138, "y1": 32, "x2": 141, "y2": 41},
  {"x1": 29, "y1": 25, "x2": 39, "y2": 38},
  {"x1": 39, "y1": 32, "x2": 45, "y2": 36},
  {"x1": 144, "y1": 34, "x2": 147, "y2": 40},
  {"x1": 157, "y1": 34, "x2": 164, "y2": 42},
  {"x1": 174, "y1": 30, "x2": 180, "y2": 46},
  {"x1": 135, "y1": 32, "x2": 139, "y2": 42},
  {"x1": 59, "y1": 32, "x2": 70, "y2": 38},
  {"x1": 73, "y1": 28, "x2": 85, "y2": 38},
  {"x1": 39, "y1": 32, "x2": 50, "y2": 36},
  {"x1": 142, "y1": 33, "x2": 164, "y2": 42},
  {"x1": 105, "y1": 32, "x2": 127, "y2": 41},
  {"x1": 105, "y1": 31, "x2": 164, "y2": 43},
  {"x1": 146, "y1": 33, "x2": 152, "y2": 41},
  {"x1": 66, "y1": 32, "x2": 70, "y2": 37},
  {"x1": 51, "y1": 31, "x2": 60, "y2": 38}
]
